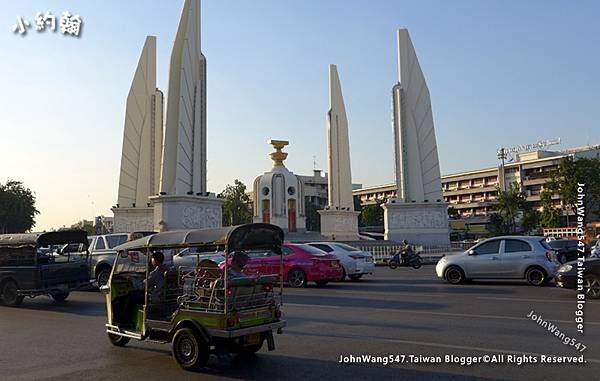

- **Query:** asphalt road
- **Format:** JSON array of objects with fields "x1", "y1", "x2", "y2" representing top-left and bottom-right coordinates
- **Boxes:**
[{"x1": 1, "y1": 267, "x2": 599, "y2": 381}]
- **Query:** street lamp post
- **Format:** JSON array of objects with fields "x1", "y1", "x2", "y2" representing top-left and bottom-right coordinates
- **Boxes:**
[{"x1": 497, "y1": 148, "x2": 507, "y2": 192}]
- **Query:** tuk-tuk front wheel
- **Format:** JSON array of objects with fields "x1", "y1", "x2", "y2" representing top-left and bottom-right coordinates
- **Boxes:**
[
  {"x1": 1, "y1": 279, "x2": 24, "y2": 307},
  {"x1": 108, "y1": 333, "x2": 130, "y2": 347},
  {"x1": 172, "y1": 328, "x2": 209, "y2": 371}
]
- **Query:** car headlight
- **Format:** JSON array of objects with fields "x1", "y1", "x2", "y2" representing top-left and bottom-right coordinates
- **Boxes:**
[{"x1": 558, "y1": 264, "x2": 572, "y2": 273}]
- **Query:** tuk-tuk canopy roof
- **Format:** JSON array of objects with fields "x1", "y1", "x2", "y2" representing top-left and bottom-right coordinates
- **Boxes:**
[
  {"x1": 113, "y1": 223, "x2": 284, "y2": 253},
  {"x1": 0, "y1": 230, "x2": 89, "y2": 248}
]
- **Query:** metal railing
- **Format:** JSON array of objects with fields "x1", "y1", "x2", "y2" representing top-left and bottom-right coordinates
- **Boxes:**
[{"x1": 337, "y1": 241, "x2": 465, "y2": 263}]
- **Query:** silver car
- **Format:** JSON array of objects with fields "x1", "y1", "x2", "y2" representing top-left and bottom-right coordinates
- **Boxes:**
[
  {"x1": 436, "y1": 236, "x2": 559, "y2": 286},
  {"x1": 307, "y1": 242, "x2": 375, "y2": 281}
]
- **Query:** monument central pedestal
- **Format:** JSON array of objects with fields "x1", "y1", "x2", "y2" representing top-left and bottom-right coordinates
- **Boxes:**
[
  {"x1": 382, "y1": 200, "x2": 449, "y2": 246},
  {"x1": 150, "y1": 194, "x2": 223, "y2": 231},
  {"x1": 318, "y1": 209, "x2": 360, "y2": 241}
]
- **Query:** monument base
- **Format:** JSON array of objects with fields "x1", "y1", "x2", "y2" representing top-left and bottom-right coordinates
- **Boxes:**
[
  {"x1": 318, "y1": 209, "x2": 360, "y2": 241},
  {"x1": 112, "y1": 207, "x2": 155, "y2": 233},
  {"x1": 150, "y1": 194, "x2": 223, "y2": 231},
  {"x1": 382, "y1": 200, "x2": 450, "y2": 246}
]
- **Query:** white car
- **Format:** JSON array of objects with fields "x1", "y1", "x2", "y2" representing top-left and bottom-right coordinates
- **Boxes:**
[
  {"x1": 308, "y1": 242, "x2": 374, "y2": 281},
  {"x1": 436, "y1": 236, "x2": 559, "y2": 286},
  {"x1": 171, "y1": 248, "x2": 225, "y2": 268}
]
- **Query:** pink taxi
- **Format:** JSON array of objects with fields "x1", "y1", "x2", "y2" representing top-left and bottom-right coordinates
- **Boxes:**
[{"x1": 242, "y1": 243, "x2": 343, "y2": 287}]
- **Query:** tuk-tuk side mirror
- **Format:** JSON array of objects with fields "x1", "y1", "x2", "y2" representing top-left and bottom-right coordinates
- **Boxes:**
[
  {"x1": 99, "y1": 285, "x2": 111, "y2": 295},
  {"x1": 468, "y1": 249, "x2": 477, "y2": 256}
]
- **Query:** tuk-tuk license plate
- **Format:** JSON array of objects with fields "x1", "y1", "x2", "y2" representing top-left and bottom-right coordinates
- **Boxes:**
[{"x1": 243, "y1": 333, "x2": 261, "y2": 346}]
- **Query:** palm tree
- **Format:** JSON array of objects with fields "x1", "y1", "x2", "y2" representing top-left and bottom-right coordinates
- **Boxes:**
[{"x1": 495, "y1": 183, "x2": 527, "y2": 234}]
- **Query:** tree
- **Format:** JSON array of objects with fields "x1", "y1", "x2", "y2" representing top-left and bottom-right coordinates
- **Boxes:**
[
  {"x1": 448, "y1": 207, "x2": 460, "y2": 219},
  {"x1": 305, "y1": 201, "x2": 322, "y2": 232},
  {"x1": 540, "y1": 189, "x2": 560, "y2": 228},
  {"x1": 0, "y1": 180, "x2": 39, "y2": 233},
  {"x1": 495, "y1": 182, "x2": 527, "y2": 234},
  {"x1": 219, "y1": 180, "x2": 252, "y2": 226},
  {"x1": 546, "y1": 156, "x2": 600, "y2": 224},
  {"x1": 487, "y1": 212, "x2": 509, "y2": 236},
  {"x1": 521, "y1": 209, "x2": 540, "y2": 235},
  {"x1": 71, "y1": 220, "x2": 96, "y2": 235},
  {"x1": 360, "y1": 200, "x2": 384, "y2": 227}
]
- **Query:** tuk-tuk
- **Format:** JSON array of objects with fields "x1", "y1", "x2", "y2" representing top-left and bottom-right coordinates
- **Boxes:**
[
  {"x1": 102, "y1": 223, "x2": 286, "y2": 371},
  {"x1": 0, "y1": 230, "x2": 91, "y2": 306}
]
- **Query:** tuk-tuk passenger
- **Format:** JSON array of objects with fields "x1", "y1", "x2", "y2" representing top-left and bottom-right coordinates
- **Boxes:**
[
  {"x1": 228, "y1": 251, "x2": 249, "y2": 279},
  {"x1": 146, "y1": 251, "x2": 169, "y2": 303}
]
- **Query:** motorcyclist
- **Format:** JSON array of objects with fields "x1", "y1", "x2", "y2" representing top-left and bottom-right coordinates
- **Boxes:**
[{"x1": 400, "y1": 240, "x2": 413, "y2": 264}]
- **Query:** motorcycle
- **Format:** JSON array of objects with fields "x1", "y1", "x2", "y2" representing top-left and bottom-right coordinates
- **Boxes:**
[{"x1": 388, "y1": 250, "x2": 422, "y2": 269}]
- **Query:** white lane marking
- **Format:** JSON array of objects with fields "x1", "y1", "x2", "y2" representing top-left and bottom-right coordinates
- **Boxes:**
[
  {"x1": 383, "y1": 338, "x2": 600, "y2": 364},
  {"x1": 371, "y1": 307, "x2": 600, "y2": 326},
  {"x1": 477, "y1": 296, "x2": 576, "y2": 304},
  {"x1": 287, "y1": 288, "x2": 582, "y2": 304},
  {"x1": 287, "y1": 303, "x2": 600, "y2": 325},
  {"x1": 286, "y1": 303, "x2": 341, "y2": 309},
  {"x1": 284, "y1": 330, "x2": 600, "y2": 364}
]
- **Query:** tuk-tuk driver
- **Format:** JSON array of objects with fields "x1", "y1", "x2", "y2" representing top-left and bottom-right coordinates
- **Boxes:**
[{"x1": 146, "y1": 251, "x2": 169, "y2": 303}]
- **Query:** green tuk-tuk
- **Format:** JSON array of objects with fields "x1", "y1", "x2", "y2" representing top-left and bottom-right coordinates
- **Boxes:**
[{"x1": 101, "y1": 223, "x2": 286, "y2": 371}]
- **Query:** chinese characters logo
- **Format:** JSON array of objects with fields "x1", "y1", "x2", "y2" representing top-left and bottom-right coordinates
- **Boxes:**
[{"x1": 13, "y1": 11, "x2": 82, "y2": 37}]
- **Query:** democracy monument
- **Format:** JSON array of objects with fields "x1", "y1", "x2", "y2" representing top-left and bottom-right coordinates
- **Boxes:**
[
  {"x1": 111, "y1": 1, "x2": 449, "y2": 244},
  {"x1": 113, "y1": 0, "x2": 222, "y2": 232},
  {"x1": 381, "y1": 29, "x2": 449, "y2": 245}
]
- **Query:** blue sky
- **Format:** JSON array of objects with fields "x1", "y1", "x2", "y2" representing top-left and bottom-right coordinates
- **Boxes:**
[{"x1": 1, "y1": 1, "x2": 598, "y2": 230}]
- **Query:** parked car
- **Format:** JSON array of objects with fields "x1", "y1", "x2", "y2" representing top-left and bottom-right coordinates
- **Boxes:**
[
  {"x1": 172, "y1": 248, "x2": 225, "y2": 268},
  {"x1": 555, "y1": 258, "x2": 600, "y2": 299},
  {"x1": 236, "y1": 243, "x2": 343, "y2": 287},
  {"x1": 548, "y1": 239, "x2": 590, "y2": 264},
  {"x1": 0, "y1": 230, "x2": 91, "y2": 306},
  {"x1": 307, "y1": 242, "x2": 374, "y2": 281},
  {"x1": 88, "y1": 232, "x2": 154, "y2": 286},
  {"x1": 436, "y1": 236, "x2": 559, "y2": 286}
]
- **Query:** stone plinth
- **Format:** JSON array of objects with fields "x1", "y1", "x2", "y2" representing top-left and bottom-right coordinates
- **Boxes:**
[
  {"x1": 382, "y1": 200, "x2": 449, "y2": 246},
  {"x1": 112, "y1": 207, "x2": 155, "y2": 233},
  {"x1": 318, "y1": 209, "x2": 360, "y2": 241},
  {"x1": 150, "y1": 194, "x2": 223, "y2": 231}
]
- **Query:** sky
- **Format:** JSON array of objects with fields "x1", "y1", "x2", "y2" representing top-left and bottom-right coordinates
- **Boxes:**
[{"x1": 0, "y1": 1, "x2": 598, "y2": 231}]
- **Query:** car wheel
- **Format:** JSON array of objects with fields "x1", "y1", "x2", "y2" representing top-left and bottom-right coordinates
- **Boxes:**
[
  {"x1": 348, "y1": 274, "x2": 362, "y2": 281},
  {"x1": 525, "y1": 267, "x2": 546, "y2": 286},
  {"x1": 108, "y1": 332, "x2": 130, "y2": 347},
  {"x1": 339, "y1": 268, "x2": 347, "y2": 281},
  {"x1": 1, "y1": 279, "x2": 24, "y2": 307},
  {"x1": 315, "y1": 280, "x2": 328, "y2": 286},
  {"x1": 172, "y1": 328, "x2": 210, "y2": 371},
  {"x1": 51, "y1": 292, "x2": 70, "y2": 302},
  {"x1": 287, "y1": 269, "x2": 307, "y2": 288},
  {"x1": 444, "y1": 266, "x2": 464, "y2": 285},
  {"x1": 584, "y1": 275, "x2": 600, "y2": 299},
  {"x1": 97, "y1": 268, "x2": 111, "y2": 287}
]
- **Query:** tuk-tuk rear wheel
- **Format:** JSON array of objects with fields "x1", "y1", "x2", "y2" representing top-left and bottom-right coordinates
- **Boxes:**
[
  {"x1": 1, "y1": 279, "x2": 24, "y2": 307},
  {"x1": 172, "y1": 328, "x2": 209, "y2": 371},
  {"x1": 108, "y1": 333, "x2": 130, "y2": 347}
]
